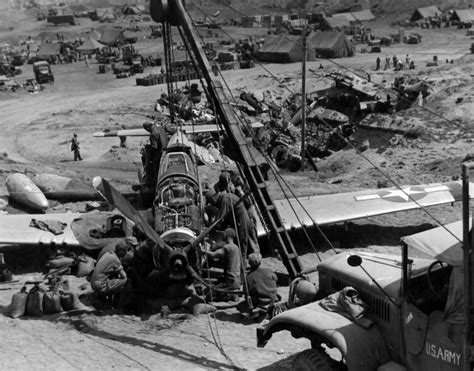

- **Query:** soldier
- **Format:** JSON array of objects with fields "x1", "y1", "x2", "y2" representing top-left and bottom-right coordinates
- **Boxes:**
[
  {"x1": 375, "y1": 56, "x2": 380, "y2": 71},
  {"x1": 119, "y1": 124, "x2": 127, "y2": 148},
  {"x1": 246, "y1": 253, "x2": 279, "y2": 307},
  {"x1": 206, "y1": 190, "x2": 252, "y2": 267},
  {"x1": 70, "y1": 133, "x2": 82, "y2": 161},
  {"x1": 384, "y1": 55, "x2": 390, "y2": 70},
  {"x1": 142, "y1": 122, "x2": 169, "y2": 185},
  {"x1": 90, "y1": 242, "x2": 128, "y2": 297},
  {"x1": 205, "y1": 228, "x2": 241, "y2": 301}
]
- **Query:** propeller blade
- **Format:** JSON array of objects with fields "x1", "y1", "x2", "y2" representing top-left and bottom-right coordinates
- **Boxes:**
[{"x1": 92, "y1": 176, "x2": 170, "y2": 253}]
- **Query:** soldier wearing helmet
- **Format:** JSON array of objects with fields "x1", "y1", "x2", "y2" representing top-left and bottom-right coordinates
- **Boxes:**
[{"x1": 205, "y1": 228, "x2": 241, "y2": 301}]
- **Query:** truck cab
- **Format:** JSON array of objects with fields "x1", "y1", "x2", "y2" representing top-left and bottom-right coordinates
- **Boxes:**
[
  {"x1": 33, "y1": 61, "x2": 54, "y2": 84},
  {"x1": 258, "y1": 220, "x2": 468, "y2": 370}
]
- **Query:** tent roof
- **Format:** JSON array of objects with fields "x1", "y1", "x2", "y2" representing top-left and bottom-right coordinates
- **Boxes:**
[
  {"x1": 37, "y1": 42, "x2": 61, "y2": 57},
  {"x1": 80, "y1": 29, "x2": 101, "y2": 40},
  {"x1": 351, "y1": 10, "x2": 375, "y2": 21},
  {"x1": 99, "y1": 28, "x2": 124, "y2": 45},
  {"x1": 77, "y1": 37, "x2": 105, "y2": 52},
  {"x1": 323, "y1": 14, "x2": 351, "y2": 28},
  {"x1": 258, "y1": 35, "x2": 301, "y2": 53},
  {"x1": 451, "y1": 9, "x2": 474, "y2": 22},
  {"x1": 123, "y1": 5, "x2": 141, "y2": 14},
  {"x1": 410, "y1": 5, "x2": 441, "y2": 21},
  {"x1": 332, "y1": 12, "x2": 357, "y2": 22},
  {"x1": 333, "y1": 9, "x2": 375, "y2": 22},
  {"x1": 401, "y1": 219, "x2": 472, "y2": 267},
  {"x1": 308, "y1": 31, "x2": 346, "y2": 49}
]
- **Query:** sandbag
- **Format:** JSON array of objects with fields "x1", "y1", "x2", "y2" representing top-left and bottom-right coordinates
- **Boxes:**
[
  {"x1": 60, "y1": 292, "x2": 90, "y2": 312},
  {"x1": 26, "y1": 286, "x2": 44, "y2": 317},
  {"x1": 76, "y1": 255, "x2": 95, "y2": 278},
  {"x1": 48, "y1": 256, "x2": 75, "y2": 269},
  {"x1": 8, "y1": 287, "x2": 28, "y2": 319},
  {"x1": 60, "y1": 292, "x2": 74, "y2": 311},
  {"x1": 192, "y1": 303, "x2": 216, "y2": 316},
  {"x1": 43, "y1": 290, "x2": 63, "y2": 314}
]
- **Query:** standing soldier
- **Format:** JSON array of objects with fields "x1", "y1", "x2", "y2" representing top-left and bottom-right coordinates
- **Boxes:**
[
  {"x1": 376, "y1": 56, "x2": 381, "y2": 71},
  {"x1": 71, "y1": 133, "x2": 82, "y2": 161},
  {"x1": 142, "y1": 122, "x2": 168, "y2": 185},
  {"x1": 119, "y1": 124, "x2": 127, "y2": 148},
  {"x1": 384, "y1": 55, "x2": 390, "y2": 70}
]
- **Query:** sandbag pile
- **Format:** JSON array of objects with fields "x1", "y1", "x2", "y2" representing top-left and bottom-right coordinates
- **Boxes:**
[
  {"x1": 7, "y1": 278, "x2": 90, "y2": 319},
  {"x1": 46, "y1": 253, "x2": 96, "y2": 278}
]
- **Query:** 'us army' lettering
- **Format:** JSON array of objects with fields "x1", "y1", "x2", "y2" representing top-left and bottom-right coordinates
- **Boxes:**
[{"x1": 425, "y1": 343, "x2": 461, "y2": 365}]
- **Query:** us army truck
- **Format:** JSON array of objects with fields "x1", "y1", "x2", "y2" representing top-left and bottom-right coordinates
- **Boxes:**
[{"x1": 258, "y1": 163, "x2": 474, "y2": 371}]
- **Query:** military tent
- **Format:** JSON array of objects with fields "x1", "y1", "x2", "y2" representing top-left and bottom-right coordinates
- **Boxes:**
[
  {"x1": 99, "y1": 28, "x2": 126, "y2": 46},
  {"x1": 122, "y1": 6, "x2": 142, "y2": 15},
  {"x1": 69, "y1": 4, "x2": 90, "y2": 17},
  {"x1": 410, "y1": 6, "x2": 441, "y2": 22},
  {"x1": 351, "y1": 10, "x2": 375, "y2": 21},
  {"x1": 80, "y1": 29, "x2": 101, "y2": 40},
  {"x1": 96, "y1": 7, "x2": 116, "y2": 22},
  {"x1": 322, "y1": 14, "x2": 351, "y2": 30},
  {"x1": 77, "y1": 37, "x2": 105, "y2": 53},
  {"x1": 36, "y1": 42, "x2": 62, "y2": 58},
  {"x1": 331, "y1": 12, "x2": 357, "y2": 22},
  {"x1": 256, "y1": 35, "x2": 315, "y2": 63},
  {"x1": 450, "y1": 9, "x2": 474, "y2": 23},
  {"x1": 308, "y1": 31, "x2": 354, "y2": 58},
  {"x1": 332, "y1": 10, "x2": 375, "y2": 23}
]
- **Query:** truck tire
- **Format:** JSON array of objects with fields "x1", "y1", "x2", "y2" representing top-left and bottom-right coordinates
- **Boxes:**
[{"x1": 293, "y1": 348, "x2": 344, "y2": 371}]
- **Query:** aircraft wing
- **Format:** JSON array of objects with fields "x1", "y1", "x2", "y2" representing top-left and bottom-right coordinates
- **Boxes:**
[
  {"x1": 93, "y1": 122, "x2": 264, "y2": 137},
  {"x1": 257, "y1": 180, "x2": 474, "y2": 236},
  {"x1": 0, "y1": 213, "x2": 82, "y2": 246}
]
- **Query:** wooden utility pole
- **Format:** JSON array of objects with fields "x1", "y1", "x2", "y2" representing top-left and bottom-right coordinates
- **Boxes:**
[{"x1": 300, "y1": 24, "x2": 307, "y2": 165}]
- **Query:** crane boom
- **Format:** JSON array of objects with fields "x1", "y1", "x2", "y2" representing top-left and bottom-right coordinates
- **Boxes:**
[{"x1": 150, "y1": 0, "x2": 304, "y2": 279}]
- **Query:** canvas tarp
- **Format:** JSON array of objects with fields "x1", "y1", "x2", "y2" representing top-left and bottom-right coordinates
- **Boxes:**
[
  {"x1": 99, "y1": 28, "x2": 125, "y2": 46},
  {"x1": 451, "y1": 9, "x2": 474, "y2": 23},
  {"x1": 401, "y1": 219, "x2": 472, "y2": 267},
  {"x1": 77, "y1": 37, "x2": 105, "y2": 53},
  {"x1": 36, "y1": 42, "x2": 62, "y2": 58},
  {"x1": 308, "y1": 31, "x2": 355, "y2": 58},
  {"x1": 256, "y1": 35, "x2": 315, "y2": 63},
  {"x1": 410, "y1": 6, "x2": 442, "y2": 22}
]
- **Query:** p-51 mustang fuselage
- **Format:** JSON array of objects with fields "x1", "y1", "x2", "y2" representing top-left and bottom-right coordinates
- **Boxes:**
[{"x1": 151, "y1": 132, "x2": 205, "y2": 280}]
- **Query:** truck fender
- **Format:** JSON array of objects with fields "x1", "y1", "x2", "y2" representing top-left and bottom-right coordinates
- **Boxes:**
[{"x1": 258, "y1": 301, "x2": 390, "y2": 371}]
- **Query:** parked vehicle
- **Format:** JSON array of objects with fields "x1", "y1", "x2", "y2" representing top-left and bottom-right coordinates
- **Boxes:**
[{"x1": 33, "y1": 61, "x2": 54, "y2": 84}]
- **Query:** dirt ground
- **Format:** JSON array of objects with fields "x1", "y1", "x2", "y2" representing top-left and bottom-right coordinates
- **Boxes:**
[{"x1": 0, "y1": 8, "x2": 474, "y2": 370}]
